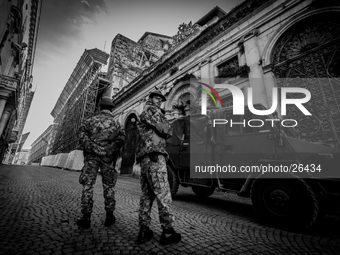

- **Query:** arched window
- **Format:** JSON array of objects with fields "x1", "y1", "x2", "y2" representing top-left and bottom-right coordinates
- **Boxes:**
[{"x1": 272, "y1": 13, "x2": 340, "y2": 147}]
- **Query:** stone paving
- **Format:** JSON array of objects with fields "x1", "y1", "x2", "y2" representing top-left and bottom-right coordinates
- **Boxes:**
[{"x1": 0, "y1": 164, "x2": 339, "y2": 255}]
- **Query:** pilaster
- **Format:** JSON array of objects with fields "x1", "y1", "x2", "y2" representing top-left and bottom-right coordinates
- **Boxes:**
[
  {"x1": 0, "y1": 104, "x2": 15, "y2": 137},
  {"x1": 243, "y1": 29, "x2": 269, "y2": 107}
]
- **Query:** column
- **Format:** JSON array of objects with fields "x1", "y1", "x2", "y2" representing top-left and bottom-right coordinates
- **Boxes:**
[
  {"x1": 0, "y1": 93, "x2": 9, "y2": 120},
  {"x1": 0, "y1": 104, "x2": 14, "y2": 138},
  {"x1": 200, "y1": 58, "x2": 214, "y2": 86},
  {"x1": 200, "y1": 61, "x2": 210, "y2": 115},
  {"x1": 263, "y1": 67, "x2": 278, "y2": 114},
  {"x1": 243, "y1": 30, "x2": 269, "y2": 107},
  {"x1": 238, "y1": 40, "x2": 246, "y2": 66}
]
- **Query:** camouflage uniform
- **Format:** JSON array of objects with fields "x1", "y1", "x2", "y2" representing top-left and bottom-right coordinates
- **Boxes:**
[
  {"x1": 136, "y1": 100, "x2": 173, "y2": 230},
  {"x1": 78, "y1": 109, "x2": 125, "y2": 215}
]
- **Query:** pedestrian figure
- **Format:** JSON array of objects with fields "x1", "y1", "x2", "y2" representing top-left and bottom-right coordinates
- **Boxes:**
[
  {"x1": 136, "y1": 90, "x2": 181, "y2": 245},
  {"x1": 76, "y1": 98, "x2": 125, "y2": 229}
]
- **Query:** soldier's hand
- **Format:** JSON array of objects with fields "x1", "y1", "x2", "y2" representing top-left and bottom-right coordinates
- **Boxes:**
[
  {"x1": 93, "y1": 144, "x2": 106, "y2": 156},
  {"x1": 163, "y1": 123, "x2": 171, "y2": 134},
  {"x1": 105, "y1": 139, "x2": 124, "y2": 152},
  {"x1": 83, "y1": 140, "x2": 93, "y2": 153}
]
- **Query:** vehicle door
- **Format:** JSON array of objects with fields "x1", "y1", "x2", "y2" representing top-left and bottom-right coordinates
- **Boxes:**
[{"x1": 214, "y1": 108, "x2": 277, "y2": 189}]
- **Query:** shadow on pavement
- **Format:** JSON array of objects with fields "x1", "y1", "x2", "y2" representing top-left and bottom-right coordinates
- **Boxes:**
[{"x1": 173, "y1": 190, "x2": 340, "y2": 237}]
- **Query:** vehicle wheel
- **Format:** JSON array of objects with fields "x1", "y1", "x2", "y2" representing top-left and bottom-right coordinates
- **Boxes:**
[
  {"x1": 251, "y1": 176, "x2": 319, "y2": 230},
  {"x1": 191, "y1": 185, "x2": 215, "y2": 198},
  {"x1": 167, "y1": 164, "x2": 179, "y2": 197}
]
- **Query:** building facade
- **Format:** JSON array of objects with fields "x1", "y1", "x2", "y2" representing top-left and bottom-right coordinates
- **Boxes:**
[
  {"x1": 108, "y1": 0, "x2": 340, "y2": 174},
  {"x1": 49, "y1": 48, "x2": 110, "y2": 154},
  {"x1": 0, "y1": 0, "x2": 42, "y2": 163},
  {"x1": 107, "y1": 32, "x2": 173, "y2": 91},
  {"x1": 40, "y1": 34, "x2": 174, "y2": 170},
  {"x1": 13, "y1": 148, "x2": 29, "y2": 164},
  {"x1": 28, "y1": 124, "x2": 52, "y2": 164}
]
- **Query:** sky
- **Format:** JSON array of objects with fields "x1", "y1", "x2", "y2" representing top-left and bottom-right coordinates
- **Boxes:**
[{"x1": 22, "y1": 0, "x2": 244, "y2": 149}]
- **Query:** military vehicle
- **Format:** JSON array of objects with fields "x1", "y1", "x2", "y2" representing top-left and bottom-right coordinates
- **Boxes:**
[{"x1": 165, "y1": 105, "x2": 340, "y2": 230}]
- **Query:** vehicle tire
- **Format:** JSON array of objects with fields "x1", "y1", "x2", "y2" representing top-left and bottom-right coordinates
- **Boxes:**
[
  {"x1": 250, "y1": 176, "x2": 319, "y2": 230},
  {"x1": 167, "y1": 164, "x2": 179, "y2": 198},
  {"x1": 191, "y1": 185, "x2": 215, "y2": 198}
]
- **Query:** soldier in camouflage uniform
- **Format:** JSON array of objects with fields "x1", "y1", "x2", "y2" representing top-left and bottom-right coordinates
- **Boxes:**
[
  {"x1": 76, "y1": 98, "x2": 125, "y2": 229},
  {"x1": 136, "y1": 90, "x2": 181, "y2": 245}
]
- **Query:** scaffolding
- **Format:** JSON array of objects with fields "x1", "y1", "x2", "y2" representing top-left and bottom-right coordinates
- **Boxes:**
[{"x1": 50, "y1": 49, "x2": 110, "y2": 154}]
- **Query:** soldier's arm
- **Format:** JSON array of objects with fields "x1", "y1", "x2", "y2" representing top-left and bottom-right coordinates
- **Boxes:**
[
  {"x1": 140, "y1": 105, "x2": 168, "y2": 135},
  {"x1": 78, "y1": 126, "x2": 86, "y2": 140},
  {"x1": 110, "y1": 122, "x2": 125, "y2": 151},
  {"x1": 117, "y1": 123, "x2": 125, "y2": 144},
  {"x1": 143, "y1": 106, "x2": 172, "y2": 139},
  {"x1": 78, "y1": 120, "x2": 89, "y2": 146}
]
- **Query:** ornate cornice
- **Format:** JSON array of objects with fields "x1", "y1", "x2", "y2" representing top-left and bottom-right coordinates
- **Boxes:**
[
  {"x1": 25, "y1": 0, "x2": 40, "y2": 83},
  {"x1": 173, "y1": 73, "x2": 197, "y2": 86},
  {"x1": 112, "y1": 0, "x2": 273, "y2": 108},
  {"x1": 172, "y1": 22, "x2": 201, "y2": 48}
]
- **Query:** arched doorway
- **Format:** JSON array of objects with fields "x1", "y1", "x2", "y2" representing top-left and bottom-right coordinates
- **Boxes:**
[
  {"x1": 172, "y1": 91, "x2": 195, "y2": 116},
  {"x1": 272, "y1": 13, "x2": 340, "y2": 147},
  {"x1": 120, "y1": 113, "x2": 138, "y2": 174},
  {"x1": 178, "y1": 91, "x2": 193, "y2": 103},
  {"x1": 166, "y1": 79, "x2": 201, "y2": 116}
]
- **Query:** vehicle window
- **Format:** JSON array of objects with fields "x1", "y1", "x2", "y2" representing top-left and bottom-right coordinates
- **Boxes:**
[
  {"x1": 224, "y1": 109, "x2": 274, "y2": 135},
  {"x1": 250, "y1": 114, "x2": 272, "y2": 133},
  {"x1": 243, "y1": 110, "x2": 253, "y2": 134},
  {"x1": 224, "y1": 112, "x2": 229, "y2": 135},
  {"x1": 225, "y1": 113, "x2": 242, "y2": 135}
]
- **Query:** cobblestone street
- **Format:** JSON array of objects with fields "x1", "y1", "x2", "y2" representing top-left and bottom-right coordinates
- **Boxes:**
[{"x1": 0, "y1": 165, "x2": 339, "y2": 255}]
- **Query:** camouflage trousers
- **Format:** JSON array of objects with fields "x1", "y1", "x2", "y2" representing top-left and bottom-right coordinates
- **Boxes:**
[
  {"x1": 79, "y1": 159, "x2": 118, "y2": 214},
  {"x1": 139, "y1": 154, "x2": 173, "y2": 230}
]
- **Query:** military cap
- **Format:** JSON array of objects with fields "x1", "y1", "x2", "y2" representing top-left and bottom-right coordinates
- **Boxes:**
[{"x1": 149, "y1": 90, "x2": 166, "y2": 102}]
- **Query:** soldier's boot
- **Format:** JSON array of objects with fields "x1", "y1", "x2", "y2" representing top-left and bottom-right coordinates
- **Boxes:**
[
  {"x1": 104, "y1": 211, "x2": 115, "y2": 227},
  {"x1": 76, "y1": 213, "x2": 91, "y2": 229},
  {"x1": 160, "y1": 228, "x2": 181, "y2": 245},
  {"x1": 137, "y1": 226, "x2": 154, "y2": 244}
]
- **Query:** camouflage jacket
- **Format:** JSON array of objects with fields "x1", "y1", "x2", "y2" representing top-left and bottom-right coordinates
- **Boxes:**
[
  {"x1": 136, "y1": 101, "x2": 171, "y2": 161},
  {"x1": 78, "y1": 110, "x2": 125, "y2": 162}
]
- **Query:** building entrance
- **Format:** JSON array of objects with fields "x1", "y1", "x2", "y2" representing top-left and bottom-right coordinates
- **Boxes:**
[{"x1": 121, "y1": 114, "x2": 138, "y2": 174}]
